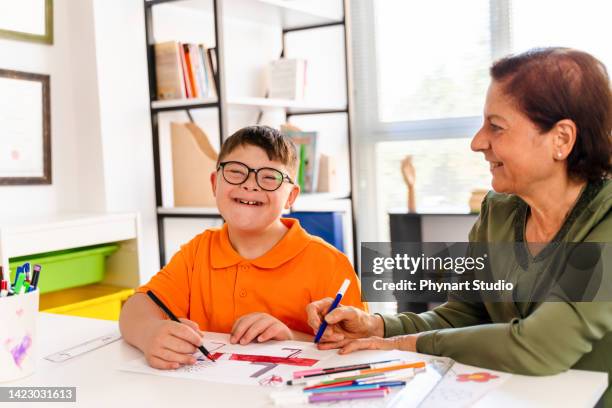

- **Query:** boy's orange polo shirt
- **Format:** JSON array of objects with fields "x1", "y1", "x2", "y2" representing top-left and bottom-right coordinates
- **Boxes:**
[{"x1": 137, "y1": 218, "x2": 367, "y2": 334}]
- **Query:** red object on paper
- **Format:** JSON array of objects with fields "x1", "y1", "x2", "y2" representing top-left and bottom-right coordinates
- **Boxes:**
[
  {"x1": 209, "y1": 352, "x2": 318, "y2": 367},
  {"x1": 229, "y1": 353, "x2": 318, "y2": 367},
  {"x1": 456, "y1": 372, "x2": 500, "y2": 382}
]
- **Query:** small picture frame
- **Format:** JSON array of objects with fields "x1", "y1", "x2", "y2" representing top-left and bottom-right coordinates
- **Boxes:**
[
  {"x1": 0, "y1": 0, "x2": 53, "y2": 45},
  {"x1": 0, "y1": 69, "x2": 51, "y2": 185}
]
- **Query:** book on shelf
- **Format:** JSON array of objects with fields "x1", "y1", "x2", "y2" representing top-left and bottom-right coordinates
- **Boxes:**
[
  {"x1": 207, "y1": 47, "x2": 218, "y2": 83},
  {"x1": 201, "y1": 45, "x2": 217, "y2": 98},
  {"x1": 267, "y1": 58, "x2": 307, "y2": 100},
  {"x1": 154, "y1": 41, "x2": 217, "y2": 101},
  {"x1": 178, "y1": 42, "x2": 193, "y2": 98},
  {"x1": 281, "y1": 124, "x2": 318, "y2": 193},
  {"x1": 154, "y1": 41, "x2": 187, "y2": 100},
  {"x1": 182, "y1": 43, "x2": 198, "y2": 98}
]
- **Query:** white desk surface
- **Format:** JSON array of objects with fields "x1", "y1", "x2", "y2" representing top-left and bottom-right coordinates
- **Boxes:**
[{"x1": 2, "y1": 313, "x2": 607, "y2": 408}]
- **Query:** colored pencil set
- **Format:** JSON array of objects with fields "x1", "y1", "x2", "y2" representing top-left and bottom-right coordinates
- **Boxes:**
[
  {"x1": 270, "y1": 360, "x2": 426, "y2": 405},
  {"x1": 0, "y1": 263, "x2": 42, "y2": 297}
]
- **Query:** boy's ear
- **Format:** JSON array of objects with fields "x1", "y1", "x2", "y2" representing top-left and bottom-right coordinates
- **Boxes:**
[
  {"x1": 210, "y1": 171, "x2": 217, "y2": 197},
  {"x1": 284, "y1": 184, "x2": 300, "y2": 209}
]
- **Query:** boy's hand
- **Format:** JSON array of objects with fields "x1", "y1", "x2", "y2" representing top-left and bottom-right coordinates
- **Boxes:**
[
  {"x1": 230, "y1": 313, "x2": 293, "y2": 344},
  {"x1": 142, "y1": 318, "x2": 204, "y2": 370}
]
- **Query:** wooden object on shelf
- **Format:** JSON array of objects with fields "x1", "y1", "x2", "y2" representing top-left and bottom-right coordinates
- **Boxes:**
[
  {"x1": 316, "y1": 154, "x2": 337, "y2": 193},
  {"x1": 267, "y1": 58, "x2": 307, "y2": 100},
  {"x1": 171, "y1": 122, "x2": 218, "y2": 207},
  {"x1": 469, "y1": 189, "x2": 488, "y2": 213}
]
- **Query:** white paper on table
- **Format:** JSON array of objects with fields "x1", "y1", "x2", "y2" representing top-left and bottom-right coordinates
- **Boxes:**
[
  {"x1": 418, "y1": 362, "x2": 512, "y2": 408},
  {"x1": 119, "y1": 332, "x2": 336, "y2": 387}
]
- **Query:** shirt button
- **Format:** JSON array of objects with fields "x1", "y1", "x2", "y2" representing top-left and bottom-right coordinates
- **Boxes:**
[
  {"x1": 239, "y1": 290, "x2": 247, "y2": 298},
  {"x1": 240, "y1": 264, "x2": 249, "y2": 271}
]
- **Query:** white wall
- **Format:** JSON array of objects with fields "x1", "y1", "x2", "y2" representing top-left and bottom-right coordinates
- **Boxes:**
[
  {"x1": 0, "y1": 0, "x2": 99, "y2": 215},
  {"x1": 90, "y1": 0, "x2": 159, "y2": 281},
  {"x1": 0, "y1": 0, "x2": 160, "y2": 282}
]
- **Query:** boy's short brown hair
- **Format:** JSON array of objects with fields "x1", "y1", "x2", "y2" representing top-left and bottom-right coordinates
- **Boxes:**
[{"x1": 217, "y1": 125, "x2": 298, "y2": 175}]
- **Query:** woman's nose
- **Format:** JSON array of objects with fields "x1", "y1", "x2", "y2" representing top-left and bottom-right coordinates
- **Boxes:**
[{"x1": 471, "y1": 127, "x2": 489, "y2": 152}]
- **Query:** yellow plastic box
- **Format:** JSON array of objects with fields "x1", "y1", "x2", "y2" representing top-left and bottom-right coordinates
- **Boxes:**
[{"x1": 40, "y1": 284, "x2": 134, "y2": 321}]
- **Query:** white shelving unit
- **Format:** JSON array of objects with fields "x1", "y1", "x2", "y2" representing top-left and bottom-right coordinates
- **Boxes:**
[
  {"x1": 0, "y1": 212, "x2": 143, "y2": 288},
  {"x1": 145, "y1": 0, "x2": 356, "y2": 265},
  {"x1": 147, "y1": 0, "x2": 343, "y2": 29},
  {"x1": 152, "y1": 96, "x2": 346, "y2": 113},
  {"x1": 228, "y1": 96, "x2": 346, "y2": 113},
  {"x1": 151, "y1": 97, "x2": 217, "y2": 110}
]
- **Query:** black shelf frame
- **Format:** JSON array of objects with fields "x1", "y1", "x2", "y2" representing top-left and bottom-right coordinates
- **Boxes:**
[{"x1": 144, "y1": 0, "x2": 357, "y2": 267}]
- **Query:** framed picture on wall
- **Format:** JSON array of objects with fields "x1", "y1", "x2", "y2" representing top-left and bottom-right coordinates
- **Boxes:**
[
  {"x1": 0, "y1": 0, "x2": 53, "y2": 44},
  {"x1": 0, "y1": 69, "x2": 51, "y2": 185}
]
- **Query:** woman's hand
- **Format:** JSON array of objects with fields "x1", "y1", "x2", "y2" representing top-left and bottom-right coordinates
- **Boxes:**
[
  {"x1": 306, "y1": 298, "x2": 384, "y2": 349},
  {"x1": 337, "y1": 334, "x2": 420, "y2": 355},
  {"x1": 141, "y1": 317, "x2": 204, "y2": 370},
  {"x1": 230, "y1": 312, "x2": 293, "y2": 344}
]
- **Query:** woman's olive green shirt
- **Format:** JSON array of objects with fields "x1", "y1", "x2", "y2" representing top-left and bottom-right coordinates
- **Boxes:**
[{"x1": 382, "y1": 180, "x2": 612, "y2": 405}]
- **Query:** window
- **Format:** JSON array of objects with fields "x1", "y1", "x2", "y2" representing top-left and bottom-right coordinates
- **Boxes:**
[
  {"x1": 373, "y1": 0, "x2": 612, "y2": 125},
  {"x1": 374, "y1": 0, "x2": 492, "y2": 123},
  {"x1": 375, "y1": 138, "x2": 491, "y2": 240},
  {"x1": 354, "y1": 0, "x2": 612, "y2": 246},
  {"x1": 510, "y1": 1, "x2": 611, "y2": 68}
]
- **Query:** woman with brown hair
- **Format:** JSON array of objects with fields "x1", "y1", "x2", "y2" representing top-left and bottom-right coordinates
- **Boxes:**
[{"x1": 307, "y1": 48, "x2": 612, "y2": 405}]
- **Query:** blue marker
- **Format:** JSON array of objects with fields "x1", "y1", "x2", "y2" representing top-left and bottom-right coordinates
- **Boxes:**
[
  {"x1": 13, "y1": 266, "x2": 23, "y2": 287},
  {"x1": 314, "y1": 279, "x2": 351, "y2": 344},
  {"x1": 23, "y1": 263, "x2": 31, "y2": 280}
]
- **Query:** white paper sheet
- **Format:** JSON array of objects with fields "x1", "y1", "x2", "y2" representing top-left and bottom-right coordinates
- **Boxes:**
[
  {"x1": 418, "y1": 362, "x2": 511, "y2": 408},
  {"x1": 120, "y1": 335, "x2": 511, "y2": 406},
  {"x1": 119, "y1": 332, "x2": 336, "y2": 387}
]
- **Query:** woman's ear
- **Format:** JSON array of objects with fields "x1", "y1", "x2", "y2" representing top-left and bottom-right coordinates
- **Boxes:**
[
  {"x1": 284, "y1": 184, "x2": 301, "y2": 209},
  {"x1": 552, "y1": 119, "x2": 577, "y2": 160},
  {"x1": 210, "y1": 171, "x2": 217, "y2": 197}
]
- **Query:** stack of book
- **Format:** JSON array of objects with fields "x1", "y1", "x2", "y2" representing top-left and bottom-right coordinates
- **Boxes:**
[{"x1": 154, "y1": 41, "x2": 217, "y2": 100}]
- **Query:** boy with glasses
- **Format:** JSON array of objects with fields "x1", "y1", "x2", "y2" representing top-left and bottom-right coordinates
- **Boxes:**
[{"x1": 120, "y1": 125, "x2": 366, "y2": 370}]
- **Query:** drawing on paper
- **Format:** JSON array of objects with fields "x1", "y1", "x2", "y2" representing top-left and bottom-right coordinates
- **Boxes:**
[{"x1": 119, "y1": 332, "x2": 334, "y2": 386}]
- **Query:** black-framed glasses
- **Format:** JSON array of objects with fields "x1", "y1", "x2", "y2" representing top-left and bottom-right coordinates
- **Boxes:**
[{"x1": 217, "y1": 161, "x2": 294, "y2": 192}]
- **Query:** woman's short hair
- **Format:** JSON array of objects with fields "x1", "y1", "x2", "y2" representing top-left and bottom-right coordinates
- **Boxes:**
[{"x1": 491, "y1": 48, "x2": 611, "y2": 181}]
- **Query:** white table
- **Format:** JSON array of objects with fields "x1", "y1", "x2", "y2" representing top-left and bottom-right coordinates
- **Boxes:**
[{"x1": 2, "y1": 314, "x2": 607, "y2": 407}]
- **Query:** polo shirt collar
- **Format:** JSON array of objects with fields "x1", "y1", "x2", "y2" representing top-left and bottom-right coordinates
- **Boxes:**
[{"x1": 211, "y1": 218, "x2": 311, "y2": 269}]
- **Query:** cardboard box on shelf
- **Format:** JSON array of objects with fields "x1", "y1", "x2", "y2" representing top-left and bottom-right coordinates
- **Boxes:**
[{"x1": 171, "y1": 122, "x2": 218, "y2": 207}]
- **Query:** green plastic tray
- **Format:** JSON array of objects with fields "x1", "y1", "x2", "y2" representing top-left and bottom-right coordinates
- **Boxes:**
[{"x1": 9, "y1": 244, "x2": 119, "y2": 294}]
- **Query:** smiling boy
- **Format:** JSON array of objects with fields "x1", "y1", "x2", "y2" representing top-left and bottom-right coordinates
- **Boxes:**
[{"x1": 119, "y1": 125, "x2": 366, "y2": 370}]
